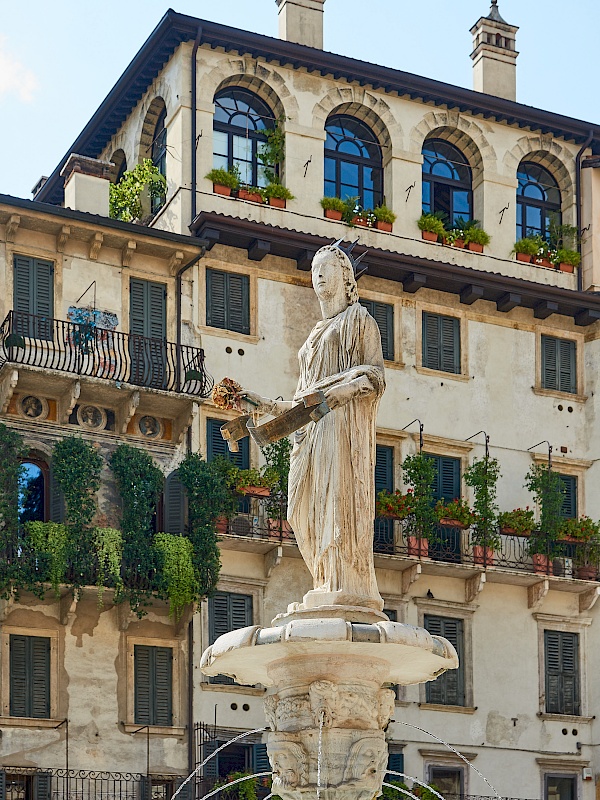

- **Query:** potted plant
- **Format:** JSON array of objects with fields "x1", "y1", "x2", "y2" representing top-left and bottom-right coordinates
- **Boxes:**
[
  {"x1": 497, "y1": 507, "x2": 535, "y2": 536},
  {"x1": 531, "y1": 235, "x2": 553, "y2": 268},
  {"x1": 262, "y1": 438, "x2": 293, "y2": 537},
  {"x1": 401, "y1": 453, "x2": 437, "y2": 557},
  {"x1": 513, "y1": 237, "x2": 539, "y2": 263},
  {"x1": 321, "y1": 196, "x2": 346, "y2": 221},
  {"x1": 373, "y1": 205, "x2": 397, "y2": 232},
  {"x1": 559, "y1": 517, "x2": 600, "y2": 580},
  {"x1": 525, "y1": 463, "x2": 565, "y2": 574},
  {"x1": 376, "y1": 489, "x2": 414, "y2": 520},
  {"x1": 443, "y1": 229, "x2": 465, "y2": 249},
  {"x1": 205, "y1": 166, "x2": 240, "y2": 197},
  {"x1": 418, "y1": 213, "x2": 445, "y2": 243},
  {"x1": 238, "y1": 186, "x2": 264, "y2": 204},
  {"x1": 435, "y1": 498, "x2": 474, "y2": 529},
  {"x1": 554, "y1": 248, "x2": 581, "y2": 274},
  {"x1": 263, "y1": 182, "x2": 295, "y2": 209},
  {"x1": 464, "y1": 224, "x2": 491, "y2": 253},
  {"x1": 352, "y1": 209, "x2": 374, "y2": 228},
  {"x1": 235, "y1": 468, "x2": 274, "y2": 497},
  {"x1": 464, "y1": 455, "x2": 501, "y2": 565}
]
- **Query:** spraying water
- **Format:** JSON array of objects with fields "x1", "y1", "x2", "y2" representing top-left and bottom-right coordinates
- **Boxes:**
[{"x1": 316, "y1": 709, "x2": 325, "y2": 800}]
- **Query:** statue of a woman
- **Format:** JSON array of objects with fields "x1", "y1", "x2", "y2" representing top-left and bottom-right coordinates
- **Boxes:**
[{"x1": 242, "y1": 244, "x2": 385, "y2": 611}]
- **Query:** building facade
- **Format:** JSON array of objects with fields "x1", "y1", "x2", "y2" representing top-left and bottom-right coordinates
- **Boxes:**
[{"x1": 2, "y1": 2, "x2": 600, "y2": 799}]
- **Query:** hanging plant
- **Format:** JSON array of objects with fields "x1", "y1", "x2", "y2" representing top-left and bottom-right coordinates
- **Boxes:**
[
  {"x1": 95, "y1": 526, "x2": 123, "y2": 605},
  {"x1": 258, "y1": 117, "x2": 287, "y2": 184},
  {"x1": 464, "y1": 455, "x2": 501, "y2": 549},
  {"x1": 26, "y1": 521, "x2": 69, "y2": 597},
  {"x1": 109, "y1": 159, "x2": 166, "y2": 222},
  {"x1": 401, "y1": 453, "x2": 437, "y2": 540},
  {"x1": 0, "y1": 424, "x2": 26, "y2": 594},
  {"x1": 154, "y1": 532, "x2": 196, "y2": 619}
]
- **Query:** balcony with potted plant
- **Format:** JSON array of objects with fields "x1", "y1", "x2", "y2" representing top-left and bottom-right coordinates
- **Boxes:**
[
  {"x1": 559, "y1": 517, "x2": 600, "y2": 580},
  {"x1": 401, "y1": 452, "x2": 437, "y2": 558},
  {"x1": 434, "y1": 498, "x2": 475, "y2": 530},
  {"x1": 464, "y1": 454, "x2": 501, "y2": 566}
]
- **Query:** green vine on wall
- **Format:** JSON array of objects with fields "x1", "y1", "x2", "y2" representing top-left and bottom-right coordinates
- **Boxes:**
[
  {"x1": 154, "y1": 532, "x2": 196, "y2": 619},
  {"x1": 259, "y1": 117, "x2": 287, "y2": 184},
  {"x1": 26, "y1": 521, "x2": 69, "y2": 597},
  {"x1": 0, "y1": 423, "x2": 26, "y2": 594},
  {"x1": 109, "y1": 159, "x2": 166, "y2": 222},
  {"x1": 95, "y1": 527, "x2": 124, "y2": 605}
]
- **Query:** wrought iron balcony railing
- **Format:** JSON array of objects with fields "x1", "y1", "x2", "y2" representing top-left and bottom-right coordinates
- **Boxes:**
[{"x1": 0, "y1": 311, "x2": 213, "y2": 397}]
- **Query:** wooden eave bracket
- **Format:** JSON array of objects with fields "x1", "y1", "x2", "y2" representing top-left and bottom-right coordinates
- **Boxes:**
[
  {"x1": 6, "y1": 215, "x2": 20, "y2": 242},
  {"x1": 0, "y1": 367, "x2": 19, "y2": 413},
  {"x1": 122, "y1": 240, "x2": 136, "y2": 268},
  {"x1": 401, "y1": 562, "x2": 421, "y2": 595},
  {"x1": 59, "y1": 588, "x2": 81, "y2": 626},
  {"x1": 528, "y1": 579, "x2": 549, "y2": 610},
  {"x1": 89, "y1": 232, "x2": 103, "y2": 260},
  {"x1": 174, "y1": 401, "x2": 198, "y2": 445},
  {"x1": 56, "y1": 226, "x2": 71, "y2": 253},
  {"x1": 465, "y1": 571, "x2": 486, "y2": 604},
  {"x1": 169, "y1": 250, "x2": 185, "y2": 275},
  {"x1": 58, "y1": 380, "x2": 80, "y2": 424},
  {"x1": 579, "y1": 586, "x2": 600, "y2": 613},
  {"x1": 265, "y1": 545, "x2": 283, "y2": 578},
  {"x1": 117, "y1": 390, "x2": 139, "y2": 434}
]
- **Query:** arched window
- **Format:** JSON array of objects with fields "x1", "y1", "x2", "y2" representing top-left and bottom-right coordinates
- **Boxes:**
[
  {"x1": 516, "y1": 161, "x2": 562, "y2": 241},
  {"x1": 213, "y1": 88, "x2": 274, "y2": 188},
  {"x1": 110, "y1": 149, "x2": 128, "y2": 183},
  {"x1": 422, "y1": 139, "x2": 472, "y2": 227},
  {"x1": 151, "y1": 108, "x2": 167, "y2": 213},
  {"x1": 324, "y1": 115, "x2": 382, "y2": 209},
  {"x1": 19, "y1": 458, "x2": 48, "y2": 525}
]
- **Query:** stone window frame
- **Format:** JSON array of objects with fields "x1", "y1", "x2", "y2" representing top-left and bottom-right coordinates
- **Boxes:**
[
  {"x1": 529, "y1": 453, "x2": 592, "y2": 520},
  {"x1": 124, "y1": 634, "x2": 185, "y2": 735},
  {"x1": 536, "y1": 758, "x2": 589, "y2": 800},
  {"x1": 533, "y1": 326, "x2": 587, "y2": 403},
  {"x1": 414, "y1": 598, "x2": 477, "y2": 712},
  {"x1": 0, "y1": 625, "x2": 60, "y2": 727},
  {"x1": 197, "y1": 258, "x2": 259, "y2": 344},
  {"x1": 533, "y1": 613, "x2": 593, "y2": 722},
  {"x1": 415, "y1": 301, "x2": 469, "y2": 382},
  {"x1": 358, "y1": 287, "x2": 404, "y2": 369},
  {"x1": 419, "y1": 747, "x2": 478, "y2": 796}
]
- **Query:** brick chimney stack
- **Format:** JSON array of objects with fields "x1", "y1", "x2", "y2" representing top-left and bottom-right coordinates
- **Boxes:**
[{"x1": 61, "y1": 154, "x2": 113, "y2": 217}]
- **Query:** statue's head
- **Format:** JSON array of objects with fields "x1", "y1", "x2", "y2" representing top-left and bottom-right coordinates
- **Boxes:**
[{"x1": 311, "y1": 244, "x2": 359, "y2": 306}]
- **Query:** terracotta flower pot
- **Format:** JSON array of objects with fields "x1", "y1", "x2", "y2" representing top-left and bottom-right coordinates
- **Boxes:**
[
  {"x1": 500, "y1": 526, "x2": 517, "y2": 535},
  {"x1": 535, "y1": 257, "x2": 553, "y2": 268},
  {"x1": 576, "y1": 564, "x2": 598, "y2": 581},
  {"x1": 268, "y1": 197, "x2": 286, "y2": 209},
  {"x1": 453, "y1": 239, "x2": 465, "y2": 249},
  {"x1": 532, "y1": 553, "x2": 550, "y2": 574},
  {"x1": 407, "y1": 536, "x2": 429, "y2": 558},
  {"x1": 558, "y1": 262, "x2": 575, "y2": 273},
  {"x1": 467, "y1": 241, "x2": 484, "y2": 253},
  {"x1": 439, "y1": 518, "x2": 467, "y2": 529},
  {"x1": 239, "y1": 189, "x2": 263, "y2": 203},
  {"x1": 238, "y1": 485, "x2": 271, "y2": 497},
  {"x1": 375, "y1": 220, "x2": 393, "y2": 232},
  {"x1": 324, "y1": 208, "x2": 343, "y2": 221},
  {"x1": 516, "y1": 253, "x2": 532, "y2": 263},
  {"x1": 215, "y1": 516, "x2": 229, "y2": 534},
  {"x1": 352, "y1": 216, "x2": 369, "y2": 227},
  {"x1": 421, "y1": 230, "x2": 438, "y2": 242},
  {"x1": 213, "y1": 183, "x2": 232, "y2": 197},
  {"x1": 268, "y1": 518, "x2": 294, "y2": 538},
  {"x1": 473, "y1": 545, "x2": 494, "y2": 566}
]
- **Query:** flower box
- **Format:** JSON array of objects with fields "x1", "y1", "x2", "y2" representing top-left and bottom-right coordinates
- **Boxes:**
[
  {"x1": 453, "y1": 239, "x2": 465, "y2": 249},
  {"x1": 238, "y1": 485, "x2": 271, "y2": 497},
  {"x1": 213, "y1": 183, "x2": 232, "y2": 197},
  {"x1": 407, "y1": 536, "x2": 429, "y2": 558},
  {"x1": 269, "y1": 197, "x2": 286, "y2": 209},
  {"x1": 473, "y1": 545, "x2": 494, "y2": 566},
  {"x1": 558, "y1": 262, "x2": 575, "y2": 273},
  {"x1": 324, "y1": 209, "x2": 343, "y2": 221},
  {"x1": 501, "y1": 526, "x2": 532, "y2": 537},
  {"x1": 238, "y1": 189, "x2": 263, "y2": 203},
  {"x1": 516, "y1": 253, "x2": 532, "y2": 263},
  {"x1": 439, "y1": 517, "x2": 467, "y2": 529},
  {"x1": 352, "y1": 216, "x2": 369, "y2": 227},
  {"x1": 532, "y1": 553, "x2": 550, "y2": 574},
  {"x1": 535, "y1": 257, "x2": 553, "y2": 269},
  {"x1": 375, "y1": 220, "x2": 393, "y2": 232},
  {"x1": 576, "y1": 565, "x2": 598, "y2": 581},
  {"x1": 467, "y1": 242, "x2": 484, "y2": 253},
  {"x1": 421, "y1": 230, "x2": 438, "y2": 242}
]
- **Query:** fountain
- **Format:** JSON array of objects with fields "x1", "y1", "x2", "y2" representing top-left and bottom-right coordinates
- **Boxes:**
[{"x1": 201, "y1": 242, "x2": 459, "y2": 800}]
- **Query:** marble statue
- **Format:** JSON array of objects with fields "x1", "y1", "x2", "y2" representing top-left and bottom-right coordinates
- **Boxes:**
[{"x1": 242, "y1": 243, "x2": 386, "y2": 611}]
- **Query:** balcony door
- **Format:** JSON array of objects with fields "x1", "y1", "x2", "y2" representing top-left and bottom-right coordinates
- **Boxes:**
[{"x1": 129, "y1": 279, "x2": 167, "y2": 389}]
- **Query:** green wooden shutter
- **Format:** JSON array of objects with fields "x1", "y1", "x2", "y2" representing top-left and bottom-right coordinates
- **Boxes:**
[
  {"x1": 203, "y1": 739, "x2": 220, "y2": 779},
  {"x1": 386, "y1": 751, "x2": 404, "y2": 780},
  {"x1": 542, "y1": 336, "x2": 576, "y2": 394},
  {"x1": 227, "y1": 274, "x2": 250, "y2": 335},
  {"x1": 253, "y1": 742, "x2": 270, "y2": 774},
  {"x1": 175, "y1": 777, "x2": 194, "y2": 800},
  {"x1": 424, "y1": 616, "x2": 464, "y2": 706},
  {"x1": 545, "y1": 630, "x2": 580, "y2": 715},
  {"x1": 13, "y1": 256, "x2": 54, "y2": 339},
  {"x1": 428, "y1": 456, "x2": 461, "y2": 503},
  {"x1": 360, "y1": 299, "x2": 394, "y2": 360},
  {"x1": 134, "y1": 644, "x2": 152, "y2": 724},
  {"x1": 208, "y1": 592, "x2": 253, "y2": 685},
  {"x1": 422, "y1": 313, "x2": 459, "y2": 374},
  {"x1": 148, "y1": 282, "x2": 167, "y2": 340},
  {"x1": 0, "y1": 771, "x2": 5, "y2": 800},
  {"x1": 130, "y1": 279, "x2": 166, "y2": 339},
  {"x1": 154, "y1": 647, "x2": 173, "y2": 726},
  {"x1": 130, "y1": 279, "x2": 147, "y2": 337},
  {"x1": 375, "y1": 445, "x2": 394, "y2": 493},
  {"x1": 32, "y1": 773, "x2": 52, "y2": 800},
  {"x1": 134, "y1": 645, "x2": 172, "y2": 726},
  {"x1": 206, "y1": 270, "x2": 227, "y2": 329},
  {"x1": 207, "y1": 419, "x2": 249, "y2": 469},
  {"x1": 10, "y1": 634, "x2": 50, "y2": 718},
  {"x1": 208, "y1": 592, "x2": 233, "y2": 645},
  {"x1": 559, "y1": 475, "x2": 577, "y2": 519},
  {"x1": 164, "y1": 471, "x2": 186, "y2": 533},
  {"x1": 140, "y1": 776, "x2": 151, "y2": 800},
  {"x1": 422, "y1": 312, "x2": 440, "y2": 370}
]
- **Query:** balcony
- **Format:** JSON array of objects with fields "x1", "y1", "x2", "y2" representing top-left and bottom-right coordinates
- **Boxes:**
[{"x1": 0, "y1": 311, "x2": 213, "y2": 397}]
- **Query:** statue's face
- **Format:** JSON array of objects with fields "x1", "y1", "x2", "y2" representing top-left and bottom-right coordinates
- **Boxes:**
[{"x1": 312, "y1": 249, "x2": 345, "y2": 302}]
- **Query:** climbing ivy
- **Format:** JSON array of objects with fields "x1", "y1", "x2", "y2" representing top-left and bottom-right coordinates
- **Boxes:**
[
  {"x1": 0, "y1": 424, "x2": 26, "y2": 573},
  {"x1": 26, "y1": 521, "x2": 69, "y2": 597},
  {"x1": 109, "y1": 159, "x2": 166, "y2": 222},
  {"x1": 95, "y1": 526, "x2": 124, "y2": 604},
  {"x1": 154, "y1": 532, "x2": 196, "y2": 619},
  {"x1": 259, "y1": 117, "x2": 287, "y2": 184}
]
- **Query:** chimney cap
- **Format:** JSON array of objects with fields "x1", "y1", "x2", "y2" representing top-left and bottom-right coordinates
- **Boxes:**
[
  {"x1": 60, "y1": 153, "x2": 113, "y2": 184},
  {"x1": 487, "y1": 1, "x2": 508, "y2": 24}
]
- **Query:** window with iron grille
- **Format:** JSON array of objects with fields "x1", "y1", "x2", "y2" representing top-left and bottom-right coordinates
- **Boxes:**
[
  {"x1": 359, "y1": 299, "x2": 394, "y2": 360},
  {"x1": 9, "y1": 635, "x2": 50, "y2": 718},
  {"x1": 422, "y1": 312, "x2": 460, "y2": 374},
  {"x1": 541, "y1": 335, "x2": 576, "y2": 394},
  {"x1": 134, "y1": 645, "x2": 173, "y2": 726},
  {"x1": 544, "y1": 630, "x2": 580, "y2": 716},
  {"x1": 423, "y1": 616, "x2": 465, "y2": 706},
  {"x1": 206, "y1": 269, "x2": 250, "y2": 335}
]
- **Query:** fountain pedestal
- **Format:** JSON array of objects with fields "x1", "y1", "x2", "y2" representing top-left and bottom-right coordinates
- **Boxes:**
[{"x1": 200, "y1": 612, "x2": 458, "y2": 800}]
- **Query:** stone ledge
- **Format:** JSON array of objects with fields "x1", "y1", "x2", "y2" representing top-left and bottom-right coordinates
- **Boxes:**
[
  {"x1": 0, "y1": 716, "x2": 65, "y2": 729},
  {"x1": 417, "y1": 703, "x2": 477, "y2": 715},
  {"x1": 200, "y1": 683, "x2": 266, "y2": 696}
]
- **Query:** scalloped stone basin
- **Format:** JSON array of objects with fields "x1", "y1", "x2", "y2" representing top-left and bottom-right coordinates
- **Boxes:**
[{"x1": 201, "y1": 616, "x2": 458, "y2": 800}]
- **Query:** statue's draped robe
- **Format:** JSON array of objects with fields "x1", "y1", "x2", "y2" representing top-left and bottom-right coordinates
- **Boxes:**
[{"x1": 288, "y1": 302, "x2": 385, "y2": 608}]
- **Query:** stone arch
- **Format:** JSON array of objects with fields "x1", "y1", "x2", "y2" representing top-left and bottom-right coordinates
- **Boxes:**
[
  {"x1": 133, "y1": 75, "x2": 174, "y2": 162},
  {"x1": 504, "y1": 135, "x2": 575, "y2": 206},
  {"x1": 108, "y1": 148, "x2": 127, "y2": 182},
  {"x1": 312, "y1": 87, "x2": 402, "y2": 154},
  {"x1": 410, "y1": 110, "x2": 497, "y2": 182},
  {"x1": 205, "y1": 57, "x2": 299, "y2": 122},
  {"x1": 139, "y1": 96, "x2": 167, "y2": 161}
]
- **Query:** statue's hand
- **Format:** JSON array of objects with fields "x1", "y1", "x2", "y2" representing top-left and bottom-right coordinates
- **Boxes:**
[{"x1": 323, "y1": 383, "x2": 356, "y2": 410}]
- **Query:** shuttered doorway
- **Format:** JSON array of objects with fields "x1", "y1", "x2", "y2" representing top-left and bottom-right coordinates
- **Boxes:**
[{"x1": 129, "y1": 278, "x2": 167, "y2": 389}]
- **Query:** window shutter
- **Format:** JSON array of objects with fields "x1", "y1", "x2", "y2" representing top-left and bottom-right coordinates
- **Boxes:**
[
  {"x1": 375, "y1": 445, "x2": 394, "y2": 493},
  {"x1": 31, "y1": 637, "x2": 51, "y2": 719},
  {"x1": 560, "y1": 632, "x2": 580, "y2": 716},
  {"x1": 0, "y1": 771, "x2": 5, "y2": 800},
  {"x1": 559, "y1": 475, "x2": 577, "y2": 519},
  {"x1": 428, "y1": 456, "x2": 461, "y2": 503},
  {"x1": 154, "y1": 647, "x2": 173, "y2": 726},
  {"x1": 49, "y1": 465, "x2": 64, "y2": 523},
  {"x1": 383, "y1": 609, "x2": 397, "y2": 622},
  {"x1": 360, "y1": 300, "x2": 394, "y2": 361},
  {"x1": 207, "y1": 419, "x2": 249, "y2": 470},
  {"x1": 32, "y1": 774, "x2": 52, "y2": 800},
  {"x1": 164, "y1": 472, "x2": 186, "y2": 533},
  {"x1": 422, "y1": 312, "x2": 440, "y2": 371},
  {"x1": 227, "y1": 274, "x2": 250, "y2": 335},
  {"x1": 148, "y1": 283, "x2": 167, "y2": 340},
  {"x1": 14, "y1": 256, "x2": 33, "y2": 317},
  {"x1": 545, "y1": 630, "x2": 580, "y2": 715},
  {"x1": 231, "y1": 593, "x2": 253, "y2": 630},
  {"x1": 175, "y1": 777, "x2": 194, "y2": 800},
  {"x1": 134, "y1": 644, "x2": 152, "y2": 725},
  {"x1": 202, "y1": 739, "x2": 219, "y2": 779},
  {"x1": 206, "y1": 270, "x2": 227, "y2": 330},
  {"x1": 440, "y1": 315, "x2": 460, "y2": 374},
  {"x1": 424, "y1": 616, "x2": 464, "y2": 706},
  {"x1": 10, "y1": 635, "x2": 50, "y2": 718},
  {"x1": 542, "y1": 335, "x2": 558, "y2": 390},
  {"x1": 34, "y1": 261, "x2": 54, "y2": 320},
  {"x1": 558, "y1": 339, "x2": 576, "y2": 394},
  {"x1": 253, "y1": 742, "x2": 270, "y2": 774},
  {"x1": 386, "y1": 751, "x2": 404, "y2": 780},
  {"x1": 209, "y1": 593, "x2": 232, "y2": 644},
  {"x1": 208, "y1": 593, "x2": 253, "y2": 685},
  {"x1": 130, "y1": 279, "x2": 147, "y2": 337},
  {"x1": 9, "y1": 634, "x2": 28, "y2": 717},
  {"x1": 13, "y1": 257, "x2": 54, "y2": 339},
  {"x1": 140, "y1": 776, "x2": 151, "y2": 800}
]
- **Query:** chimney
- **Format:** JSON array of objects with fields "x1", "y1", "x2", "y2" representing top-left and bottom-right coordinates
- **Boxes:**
[
  {"x1": 276, "y1": 0, "x2": 326, "y2": 49},
  {"x1": 61, "y1": 154, "x2": 113, "y2": 216},
  {"x1": 470, "y1": 1, "x2": 519, "y2": 101}
]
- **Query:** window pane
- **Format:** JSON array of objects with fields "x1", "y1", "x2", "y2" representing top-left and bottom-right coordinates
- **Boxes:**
[
  {"x1": 213, "y1": 130, "x2": 228, "y2": 157},
  {"x1": 429, "y1": 767, "x2": 462, "y2": 796},
  {"x1": 233, "y1": 135, "x2": 252, "y2": 162},
  {"x1": 341, "y1": 186, "x2": 359, "y2": 204},
  {"x1": 422, "y1": 181, "x2": 431, "y2": 213},
  {"x1": 324, "y1": 180, "x2": 337, "y2": 198},
  {"x1": 363, "y1": 168, "x2": 374, "y2": 190},
  {"x1": 453, "y1": 190, "x2": 471, "y2": 219},
  {"x1": 19, "y1": 463, "x2": 45, "y2": 524},
  {"x1": 341, "y1": 161, "x2": 359, "y2": 187},
  {"x1": 338, "y1": 139, "x2": 363, "y2": 156},
  {"x1": 526, "y1": 205, "x2": 542, "y2": 232},
  {"x1": 363, "y1": 190, "x2": 375, "y2": 210},
  {"x1": 213, "y1": 154, "x2": 228, "y2": 172},
  {"x1": 234, "y1": 160, "x2": 252, "y2": 185},
  {"x1": 546, "y1": 776, "x2": 576, "y2": 800},
  {"x1": 324, "y1": 157, "x2": 336, "y2": 181},
  {"x1": 257, "y1": 164, "x2": 269, "y2": 188}
]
